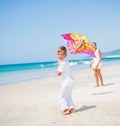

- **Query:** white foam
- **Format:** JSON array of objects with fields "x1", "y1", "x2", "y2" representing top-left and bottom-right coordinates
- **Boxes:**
[{"x1": 105, "y1": 55, "x2": 120, "y2": 58}]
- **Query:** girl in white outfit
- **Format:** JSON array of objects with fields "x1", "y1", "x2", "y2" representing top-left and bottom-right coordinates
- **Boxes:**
[
  {"x1": 57, "y1": 46, "x2": 75, "y2": 115},
  {"x1": 91, "y1": 42, "x2": 104, "y2": 87}
]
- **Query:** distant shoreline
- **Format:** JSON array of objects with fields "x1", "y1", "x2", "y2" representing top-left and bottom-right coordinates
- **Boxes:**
[{"x1": 0, "y1": 59, "x2": 120, "y2": 86}]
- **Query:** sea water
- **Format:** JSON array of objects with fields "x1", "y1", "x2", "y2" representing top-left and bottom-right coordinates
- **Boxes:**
[{"x1": 0, "y1": 57, "x2": 120, "y2": 85}]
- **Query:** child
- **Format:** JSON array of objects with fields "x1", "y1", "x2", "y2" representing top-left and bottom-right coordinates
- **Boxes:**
[
  {"x1": 57, "y1": 46, "x2": 75, "y2": 115},
  {"x1": 90, "y1": 42, "x2": 104, "y2": 87}
]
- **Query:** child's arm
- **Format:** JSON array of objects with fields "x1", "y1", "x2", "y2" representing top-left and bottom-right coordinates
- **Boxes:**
[
  {"x1": 57, "y1": 61, "x2": 63, "y2": 76},
  {"x1": 89, "y1": 59, "x2": 94, "y2": 67}
]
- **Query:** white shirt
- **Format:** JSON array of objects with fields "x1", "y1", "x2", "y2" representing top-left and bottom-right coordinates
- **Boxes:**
[
  {"x1": 93, "y1": 48, "x2": 100, "y2": 61},
  {"x1": 57, "y1": 58, "x2": 74, "y2": 86},
  {"x1": 92, "y1": 48, "x2": 101, "y2": 68}
]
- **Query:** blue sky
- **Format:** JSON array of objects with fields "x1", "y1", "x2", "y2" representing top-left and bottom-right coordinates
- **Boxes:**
[{"x1": 0, "y1": 0, "x2": 120, "y2": 64}]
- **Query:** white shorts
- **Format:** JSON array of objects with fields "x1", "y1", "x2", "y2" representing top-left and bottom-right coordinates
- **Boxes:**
[{"x1": 92, "y1": 62, "x2": 101, "y2": 69}]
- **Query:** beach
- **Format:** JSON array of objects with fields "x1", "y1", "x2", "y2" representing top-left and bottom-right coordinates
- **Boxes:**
[{"x1": 0, "y1": 63, "x2": 120, "y2": 126}]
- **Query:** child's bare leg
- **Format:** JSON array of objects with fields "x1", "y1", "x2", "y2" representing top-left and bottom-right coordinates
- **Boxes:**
[
  {"x1": 93, "y1": 69, "x2": 99, "y2": 87},
  {"x1": 98, "y1": 69, "x2": 104, "y2": 86}
]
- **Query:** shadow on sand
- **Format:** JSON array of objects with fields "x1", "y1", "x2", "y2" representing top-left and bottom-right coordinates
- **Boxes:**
[
  {"x1": 93, "y1": 91, "x2": 114, "y2": 95},
  {"x1": 76, "y1": 105, "x2": 97, "y2": 112},
  {"x1": 104, "y1": 83, "x2": 115, "y2": 86}
]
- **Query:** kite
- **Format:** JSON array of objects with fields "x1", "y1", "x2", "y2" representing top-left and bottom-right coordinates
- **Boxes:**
[{"x1": 61, "y1": 33, "x2": 95, "y2": 57}]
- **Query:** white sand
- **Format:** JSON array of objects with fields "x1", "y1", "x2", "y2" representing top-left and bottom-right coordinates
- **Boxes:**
[{"x1": 0, "y1": 63, "x2": 120, "y2": 126}]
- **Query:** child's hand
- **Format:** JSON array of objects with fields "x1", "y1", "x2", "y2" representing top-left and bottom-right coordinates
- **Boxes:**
[{"x1": 57, "y1": 71, "x2": 62, "y2": 76}]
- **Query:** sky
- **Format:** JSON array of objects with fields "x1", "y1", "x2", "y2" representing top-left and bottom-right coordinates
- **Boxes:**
[{"x1": 0, "y1": 0, "x2": 120, "y2": 65}]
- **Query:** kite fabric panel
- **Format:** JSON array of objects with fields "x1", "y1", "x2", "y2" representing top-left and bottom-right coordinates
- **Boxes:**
[{"x1": 61, "y1": 33, "x2": 95, "y2": 57}]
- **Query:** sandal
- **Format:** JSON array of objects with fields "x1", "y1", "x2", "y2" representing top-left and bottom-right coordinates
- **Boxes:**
[
  {"x1": 70, "y1": 108, "x2": 76, "y2": 113},
  {"x1": 61, "y1": 109, "x2": 70, "y2": 115}
]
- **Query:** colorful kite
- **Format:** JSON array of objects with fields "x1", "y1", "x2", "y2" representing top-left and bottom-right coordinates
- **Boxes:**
[{"x1": 61, "y1": 33, "x2": 95, "y2": 57}]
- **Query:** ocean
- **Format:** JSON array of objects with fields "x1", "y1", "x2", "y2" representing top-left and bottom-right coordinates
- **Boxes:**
[{"x1": 0, "y1": 56, "x2": 120, "y2": 85}]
